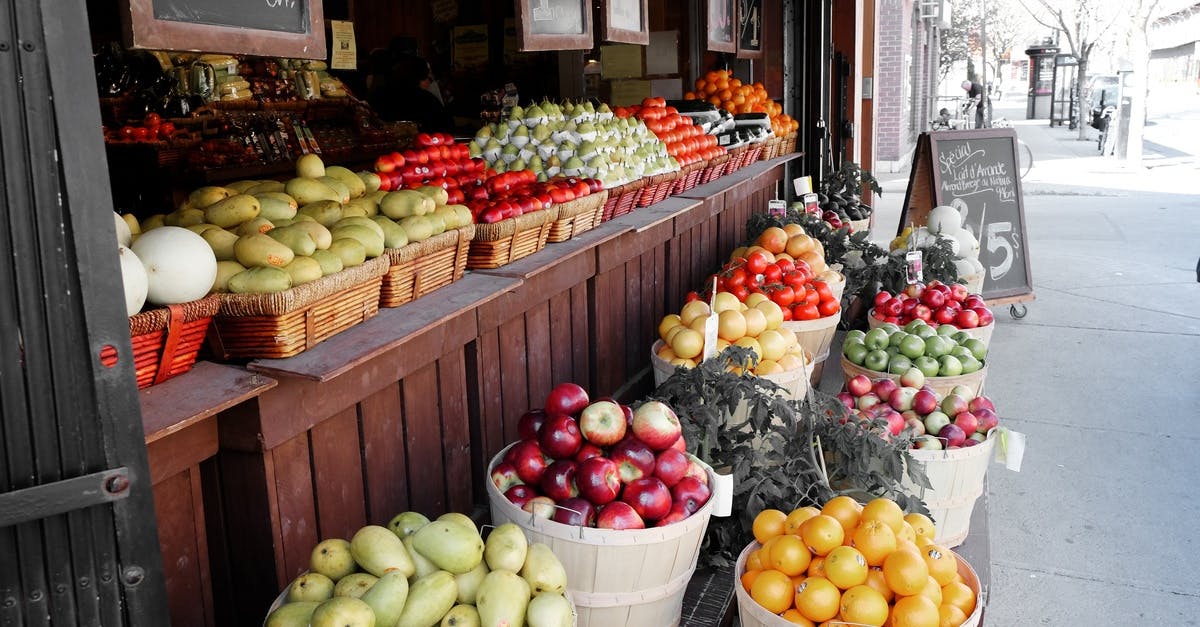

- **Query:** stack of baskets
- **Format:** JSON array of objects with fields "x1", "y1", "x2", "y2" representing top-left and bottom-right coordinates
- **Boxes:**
[
  {"x1": 466, "y1": 207, "x2": 558, "y2": 269},
  {"x1": 548, "y1": 190, "x2": 609, "y2": 243},
  {"x1": 379, "y1": 225, "x2": 475, "y2": 308},
  {"x1": 101, "y1": 295, "x2": 221, "y2": 389}
]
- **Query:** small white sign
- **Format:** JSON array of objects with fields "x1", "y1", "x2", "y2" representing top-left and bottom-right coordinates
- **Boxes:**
[
  {"x1": 995, "y1": 428, "x2": 1026, "y2": 472},
  {"x1": 768, "y1": 199, "x2": 787, "y2": 216},
  {"x1": 793, "y1": 175, "x2": 813, "y2": 195},
  {"x1": 905, "y1": 250, "x2": 924, "y2": 284},
  {"x1": 711, "y1": 470, "x2": 735, "y2": 517}
]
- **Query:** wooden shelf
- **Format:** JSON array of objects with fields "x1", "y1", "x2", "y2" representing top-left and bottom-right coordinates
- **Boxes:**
[
  {"x1": 677, "y1": 153, "x2": 801, "y2": 200},
  {"x1": 140, "y1": 361, "x2": 277, "y2": 445}
]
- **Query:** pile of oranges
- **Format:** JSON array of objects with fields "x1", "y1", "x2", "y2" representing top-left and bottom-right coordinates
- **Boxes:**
[
  {"x1": 741, "y1": 496, "x2": 977, "y2": 626},
  {"x1": 684, "y1": 70, "x2": 799, "y2": 137}
]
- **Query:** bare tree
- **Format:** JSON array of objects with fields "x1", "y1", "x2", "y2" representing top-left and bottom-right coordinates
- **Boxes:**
[{"x1": 1119, "y1": 0, "x2": 1162, "y2": 165}]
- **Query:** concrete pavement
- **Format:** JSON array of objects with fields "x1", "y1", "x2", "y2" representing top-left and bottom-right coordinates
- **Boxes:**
[{"x1": 864, "y1": 96, "x2": 1200, "y2": 623}]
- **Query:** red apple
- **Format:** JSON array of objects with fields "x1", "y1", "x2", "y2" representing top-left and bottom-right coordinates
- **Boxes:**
[
  {"x1": 963, "y1": 295, "x2": 986, "y2": 309},
  {"x1": 974, "y1": 408, "x2": 1000, "y2": 433},
  {"x1": 545, "y1": 382, "x2": 590, "y2": 416},
  {"x1": 968, "y1": 432, "x2": 987, "y2": 444},
  {"x1": 968, "y1": 396, "x2": 995, "y2": 413},
  {"x1": 904, "y1": 416, "x2": 926, "y2": 436},
  {"x1": 576, "y1": 457, "x2": 622, "y2": 505},
  {"x1": 579, "y1": 400, "x2": 628, "y2": 446},
  {"x1": 656, "y1": 502, "x2": 691, "y2": 526},
  {"x1": 490, "y1": 462, "x2": 523, "y2": 493},
  {"x1": 974, "y1": 308, "x2": 995, "y2": 327},
  {"x1": 574, "y1": 442, "x2": 604, "y2": 463},
  {"x1": 888, "y1": 387, "x2": 917, "y2": 412},
  {"x1": 540, "y1": 460, "x2": 579, "y2": 501},
  {"x1": 610, "y1": 437, "x2": 656, "y2": 483},
  {"x1": 920, "y1": 289, "x2": 945, "y2": 308},
  {"x1": 507, "y1": 440, "x2": 548, "y2": 485},
  {"x1": 913, "y1": 435, "x2": 943, "y2": 450},
  {"x1": 671, "y1": 476, "x2": 712, "y2": 514},
  {"x1": 683, "y1": 460, "x2": 709, "y2": 486},
  {"x1": 622, "y1": 477, "x2": 673, "y2": 522},
  {"x1": 912, "y1": 389, "x2": 939, "y2": 415},
  {"x1": 872, "y1": 379, "x2": 899, "y2": 402},
  {"x1": 653, "y1": 448, "x2": 689, "y2": 488},
  {"x1": 552, "y1": 497, "x2": 596, "y2": 527},
  {"x1": 670, "y1": 435, "x2": 687, "y2": 452},
  {"x1": 595, "y1": 501, "x2": 645, "y2": 530},
  {"x1": 856, "y1": 392, "x2": 883, "y2": 412},
  {"x1": 836, "y1": 392, "x2": 856, "y2": 409},
  {"x1": 938, "y1": 423, "x2": 967, "y2": 448},
  {"x1": 505, "y1": 484, "x2": 538, "y2": 509},
  {"x1": 913, "y1": 304, "x2": 932, "y2": 322},
  {"x1": 941, "y1": 394, "x2": 969, "y2": 417},
  {"x1": 955, "y1": 309, "x2": 980, "y2": 329},
  {"x1": 539, "y1": 414, "x2": 583, "y2": 459},
  {"x1": 518, "y1": 409, "x2": 549, "y2": 441},
  {"x1": 934, "y1": 306, "x2": 957, "y2": 324},
  {"x1": 949, "y1": 283, "x2": 969, "y2": 302},
  {"x1": 953, "y1": 411, "x2": 979, "y2": 437},
  {"x1": 631, "y1": 401, "x2": 683, "y2": 451},
  {"x1": 620, "y1": 404, "x2": 635, "y2": 427},
  {"x1": 883, "y1": 409, "x2": 905, "y2": 436},
  {"x1": 846, "y1": 374, "x2": 872, "y2": 397},
  {"x1": 524, "y1": 495, "x2": 557, "y2": 519}
]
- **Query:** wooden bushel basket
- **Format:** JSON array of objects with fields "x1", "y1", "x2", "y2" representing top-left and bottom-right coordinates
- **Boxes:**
[
  {"x1": 487, "y1": 446, "x2": 716, "y2": 627},
  {"x1": 101, "y1": 295, "x2": 220, "y2": 389},
  {"x1": 207, "y1": 257, "x2": 388, "y2": 359},
  {"x1": 903, "y1": 431, "x2": 998, "y2": 548},
  {"x1": 467, "y1": 207, "x2": 557, "y2": 269},
  {"x1": 734, "y1": 541, "x2": 983, "y2": 626},
  {"x1": 548, "y1": 190, "x2": 609, "y2": 243},
  {"x1": 781, "y1": 312, "x2": 842, "y2": 387},
  {"x1": 379, "y1": 225, "x2": 474, "y2": 308},
  {"x1": 840, "y1": 355, "x2": 987, "y2": 398}
]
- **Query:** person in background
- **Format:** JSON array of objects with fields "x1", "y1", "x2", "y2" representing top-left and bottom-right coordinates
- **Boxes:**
[
  {"x1": 961, "y1": 79, "x2": 986, "y2": 129},
  {"x1": 373, "y1": 50, "x2": 453, "y2": 133}
]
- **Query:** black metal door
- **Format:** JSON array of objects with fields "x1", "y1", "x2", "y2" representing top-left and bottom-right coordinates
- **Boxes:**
[{"x1": 0, "y1": 1, "x2": 169, "y2": 625}]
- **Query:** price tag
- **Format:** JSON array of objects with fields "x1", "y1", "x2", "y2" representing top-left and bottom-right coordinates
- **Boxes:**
[
  {"x1": 702, "y1": 278, "x2": 719, "y2": 361},
  {"x1": 793, "y1": 175, "x2": 813, "y2": 195},
  {"x1": 768, "y1": 199, "x2": 786, "y2": 216},
  {"x1": 718, "y1": 134, "x2": 732, "y2": 146},
  {"x1": 994, "y1": 428, "x2": 1026, "y2": 472},
  {"x1": 905, "y1": 250, "x2": 923, "y2": 284},
  {"x1": 802, "y1": 192, "x2": 820, "y2": 215},
  {"x1": 711, "y1": 470, "x2": 734, "y2": 517}
]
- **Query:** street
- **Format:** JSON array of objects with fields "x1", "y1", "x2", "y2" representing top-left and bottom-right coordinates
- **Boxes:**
[{"x1": 869, "y1": 97, "x2": 1200, "y2": 624}]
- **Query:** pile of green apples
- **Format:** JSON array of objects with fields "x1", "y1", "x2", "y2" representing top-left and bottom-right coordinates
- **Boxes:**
[
  {"x1": 842, "y1": 319, "x2": 987, "y2": 378},
  {"x1": 266, "y1": 512, "x2": 573, "y2": 627}
]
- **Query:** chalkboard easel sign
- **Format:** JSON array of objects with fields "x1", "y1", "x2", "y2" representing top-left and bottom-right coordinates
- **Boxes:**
[
  {"x1": 737, "y1": 0, "x2": 763, "y2": 59},
  {"x1": 516, "y1": 0, "x2": 594, "y2": 51},
  {"x1": 899, "y1": 129, "x2": 1035, "y2": 304},
  {"x1": 120, "y1": 0, "x2": 326, "y2": 59}
]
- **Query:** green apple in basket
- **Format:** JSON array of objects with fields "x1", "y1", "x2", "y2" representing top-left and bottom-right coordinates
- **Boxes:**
[
  {"x1": 843, "y1": 341, "x2": 869, "y2": 365},
  {"x1": 888, "y1": 355, "x2": 913, "y2": 375},
  {"x1": 938, "y1": 355, "x2": 963, "y2": 377},
  {"x1": 899, "y1": 334, "x2": 927, "y2": 360},
  {"x1": 914, "y1": 356, "x2": 941, "y2": 378},
  {"x1": 864, "y1": 327, "x2": 890, "y2": 351},
  {"x1": 864, "y1": 349, "x2": 890, "y2": 372}
]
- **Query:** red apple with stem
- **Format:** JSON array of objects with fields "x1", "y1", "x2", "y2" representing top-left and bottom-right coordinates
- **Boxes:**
[
  {"x1": 595, "y1": 501, "x2": 645, "y2": 530},
  {"x1": 539, "y1": 414, "x2": 583, "y2": 459},
  {"x1": 552, "y1": 497, "x2": 596, "y2": 527},
  {"x1": 683, "y1": 460, "x2": 709, "y2": 486},
  {"x1": 490, "y1": 462, "x2": 523, "y2": 493},
  {"x1": 576, "y1": 457, "x2": 622, "y2": 505},
  {"x1": 524, "y1": 496, "x2": 557, "y2": 519},
  {"x1": 968, "y1": 396, "x2": 995, "y2": 413},
  {"x1": 846, "y1": 374, "x2": 872, "y2": 397},
  {"x1": 632, "y1": 401, "x2": 683, "y2": 451},
  {"x1": 610, "y1": 437, "x2": 656, "y2": 483},
  {"x1": 621, "y1": 477, "x2": 673, "y2": 522},
  {"x1": 938, "y1": 423, "x2": 966, "y2": 448},
  {"x1": 507, "y1": 440, "x2": 548, "y2": 485},
  {"x1": 574, "y1": 442, "x2": 604, "y2": 463},
  {"x1": 518, "y1": 409, "x2": 548, "y2": 441},
  {"x1": 974, "y1": 408, "x2": 1000, "y2": 433},
  {"x1": 953, "y1": 411, "x2": 979, "y2": 437},
  {"x1": 912, "y1": 389, "x2": 939, "y2": 416},
  {"x1": 540, "y1": 460, "x2": 580, "y2": 501},
  {"x1": 505, "y1": 484, "x2": 538, "y2": 509},
  {"x1": 545, "y1": 382, "x2": 590, "y2": 416},
  {"x1": 653, "y1": 448, "x2": 690, "y2": 488},
  {"x1": 578, "y1": 400, "x2": 628, "y2": 446},
  {"x1": 671, "y1": 476, "x2": 712, "y2": 514},
  {"x1": 872, "y1": 379, "x2": 899, "y2": 403},
  {"x1": 656, "y1": 502, "x2": 691, "y2": 526}
]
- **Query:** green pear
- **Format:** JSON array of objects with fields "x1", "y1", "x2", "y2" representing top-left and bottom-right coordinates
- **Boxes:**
[
  {"x1": 350, "y1": 525, "x2": 415, "y2": 578},
  {"x1": 395, "y1": 571, "x2": 458, "y2": 627},
  {"x1": 454, "y1": 560, "x2": 489, "y2": 605},
  {"x1": 520, "y1": 543, "x2": 566, "y2": 595},
  {"x1": 436, "y1": 513, "x2": 478, "y2": 534},
  {"x1": 311, "y1": 538, "x2": 357, "y2": 581},
  {"x1": 287, "y1": 572, "x2": 335, "y2": 603},
  {"x1": 404, "y1": 535, "x2": 440, "y2": 579},
  {"x1": 483, "y1": 523, "x2": 527, "y2": 574},
  {"x1": 334, "y1": 572, "x2": 379, "y2": 599},
  {"x1": 265, "y1": 601, "x2": 320, "y2": 627},
  {"x1": 310, "y1": 597, "x2": 375, "y2": 627},
  {"x1": 359, "y1": 570, "x2": 408, "y2": 627}
]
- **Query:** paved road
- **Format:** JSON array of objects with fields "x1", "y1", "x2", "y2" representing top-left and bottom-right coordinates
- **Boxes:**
[{"x1": 868, "y1": 99, "x2": 1200, "y2": 624}]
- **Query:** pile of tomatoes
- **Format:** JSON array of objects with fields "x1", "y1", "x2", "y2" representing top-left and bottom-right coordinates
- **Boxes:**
[
  {"x1": 694, "y1": 250, "x2": 840, "y2": 322},
  {"x1": 612, "y1": 98, "x2": 727, "y2": 167},
  {"x1": 105, "y1": 113, "x2": 179, "y2": 144}
]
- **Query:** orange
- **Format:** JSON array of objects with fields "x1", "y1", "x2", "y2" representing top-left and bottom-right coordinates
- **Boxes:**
[
  {"x1": 807, "y1": 556, "x2": 827, "y2": 578},
  {"x1": 918, "y1": 575, "x2": 943, "y2": 606},
  {"x1": 782, "y1": 223, "x2": 805, "y2": 237},
  {"x1": 823, "y1": 546, "x2": 868, "y2": 589},
  {"x1": 860, "y1": 498, "x2": 905, "y2": 534},
  {"x1": 890, "y1": 594, "x2": 940, "y2": 627},
  {"x1": 784, "y1": 506, "x2": 821, "y2": 534},
  {"x1": 793, "y1": 577, "x2": 841, "y2": 623},
  {"x1": 749, "y1": 569, "x2": 795, "y2": 614},
  {"x1": 897, "y1": 521, "x2": 918, "y2": 544},
  {"x1": 781, "y1": 609, "x2": 816, "y2": 626},
  {"x1": 820, "y1": 495, "x2": 862, "y2": 534},
  {"x1": 882, "y1": 549, "x2": 930, "y2": 596},
  {"x1": 938, "y1": 603, "x2": 968, "y2": 627},
  {"x1": 922, "y1": 545, "x2": 958, "y2": 586},
  {"x1": 752, "y1": 509, "x2": 788, "y2": 544},
  {"x1": 895, "y1": 539, "x2": 923, "y2": 557},
  {"x1": 840, "y1": 584, "x2": 890, "y2": 626},
  {"x1": 786, "y1": 234, "x2": 815, "y2": 257},
  {"x1": 740, "y1": 568, "x2": 761, "y2": 592},
  {"x1": 799, "y1": 515, "x2": 845, "y2": 556},
  {"x1": 864, "y1": 567, "x2": 894, "y2": 602},
  {"x1": 717, "y1": 309, "x2": 748, "y2": 342},
  {"x1": 756, "y1": 226, "x2": 790, "y2": 254},
  {"x1": 852, "y1": 519, "x2": 897, "y2": 566},
  {"x1": 940, "y1": 580, "x2": 976, "y2": 615},
  {"x1": 904, "y1": 513, "x2": 936, "y2": 540},
  {"x1": 769, "y1": 534, "x2": 813, "y2": 577},
  {"x1": 746, "y1": 548, "x2": 765, "y2": 572}
]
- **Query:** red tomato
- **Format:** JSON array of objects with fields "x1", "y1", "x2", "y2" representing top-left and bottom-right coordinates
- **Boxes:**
[
  {"x1": 157, "y1": 122, "x2": 176, "y2": 139},
  {"x1": 795, "y1": 303, "x2": 820, "y2": 320},
  {"x1": 780, "y1": 307, "x2": 793, "y2": 321},
  {"x1": 763, "y1": 265, "x2": 782, "y2": 284},
  {"x1": 729, "y1": 285, "x2": 750, "y2": 302},
  {"x1": 818, "y1": 299, "x2": 840, "y2": 317},
  {"x1": 685, "y1": 291, "x2": 701, "y2": 303},
  {"x1": 131, "y1": 127, "x2": 151, "y2": 142},
  {"x1": 144, "y1": 112, "x2": 161, "y2": 126},
  {"x1": 812, "y1": 281, "x2": 833, "y2": 302},
  {"x1": 770, "y1": 285, "x2": 795, "y2": 308},
  {"x1": 802, "y1": 285, "x2": 819, "y2": 306},
  {"x1": 725, "y1": 268, "x2": 748, "y2": 289},
  {"x1": 745, "y1": 251, "x2": 771, "y2": 275},
  {"x1": 775, "y1": 259, "x2": 795, "y2": 274},
  {"x1": 874, "y1": 291, "x2": 893, "y2": 308}
]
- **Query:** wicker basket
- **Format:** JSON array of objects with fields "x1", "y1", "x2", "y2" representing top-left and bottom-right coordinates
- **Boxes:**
[
  {"x1": 672, "y1": 161, "x2": 706, "y2": 194},
  {"x1": 547, "y1": 190, "x2": 609, "y2": 243},
  {"x1": 636, "y1": 171, "x2": 681, "y2": 208},
  {"x1": 699, "y1": 153, "x2": 731, "y2": 184},
  {"x1": 600, "y1": 179, "x2": 647, "y2": 222},
  {"x1": 782, "y1": 132, "x2": 798, "y2": 154},
  {"x1": 207, "y1": 257, "x2": 389, "y2": 359},
  {"x1": 467, "y1": 207, "x2": 558, "y2": 269},
  {"x1": 759, "y1": 136, "x2": 783, "y2": 161},
  {"x1": 101, "y1": 295, "x2": 220, "y2": 389},
  {"x1": 380, "y1": 225, "x2": 475, "y2": 308}
]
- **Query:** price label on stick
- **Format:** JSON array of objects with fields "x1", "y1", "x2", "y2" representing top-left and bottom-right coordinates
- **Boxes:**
[
  {"x1": 803, "y1": 193, "x2": 820, "y2": 215},
  {"x1": 702, "y1": 277, "x2": 719, "y2": 361},
  {"x1": 905, "y1": 250, "x2": 924, "y2": 284},
  {"x1": 768, "y1": 199, "x2": 786, "y2": 216}
]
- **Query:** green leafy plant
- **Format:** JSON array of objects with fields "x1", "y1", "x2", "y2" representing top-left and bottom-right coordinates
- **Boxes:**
[
  {"x1": 822, "y1": 160, "x2": 882, "y2": 199},
  {"x1": 649, "y1": 346, "x2": 929, "y2": 568}
]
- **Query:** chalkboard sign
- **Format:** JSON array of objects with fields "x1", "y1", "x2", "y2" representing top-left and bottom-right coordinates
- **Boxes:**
[
  {"x1": 601, "y1": 0, "x2": 649, "y2": 45},
  {"x1": 707, "y1": 0, "x2": 735, "y2": 53},
  {"x1": 899, "y1": 129, "x2": 1034, "y2": 302},
  {"x1": 737, "y1": 0, "x2": 763, "y2": 58},
  {"x1": 516, "y1": 0, "x2": 594, "y2": 51},
  {"x1": 120, "y1": 0, "x2": 326, "y2": 58}
]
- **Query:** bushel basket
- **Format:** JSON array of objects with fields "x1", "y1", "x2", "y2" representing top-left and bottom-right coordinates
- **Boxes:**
[
  {"x1": 380, "y1": 225, "x2": 474, "y2": 308},
  {"x1": 102, "y1": 295, "x2": 220, "y2": 389},
  {"x1": 601, "y1": 179, "x2": 646, "y2": 222},
  {"x1": 548, "y1": 190, "x2": 608, "y2": 243},
  {"x1": 467, "y1": 207, "x2": 557, "y2": 269}
]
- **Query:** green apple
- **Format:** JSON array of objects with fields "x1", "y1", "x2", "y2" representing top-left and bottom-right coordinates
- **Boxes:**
[
  {"x1": 912, "y1": 324, "x2": 937, "y2": 339},
  {"x1": 845, "y1": 329, "x2": 867, "y2": 344},
  {"x1": 903, "y1": 319, "x2": 928, "y2": 334},
  {"x1": 864, "y1": 349, "x2": 890, "y2": 372},
  {"x1": 950, "y1": 384, "x2": 976, "y2": 400},
  {"x1": 962, "y1": 338, "x2": 988, "y2": 361},
  {"x1": 880, "y1": 323, "x2": 902, "y2": 334},
  {"x1": 843, "y1": 342, "x2": 869, "y2": 365},
  {"x1": 924, "y1": 336, "x2": 951, "y2": 358},
  {"x1": 938, "y1": 355, "x2": 963, "y2": 377},
  {"x1": 936, "y1": 324, "x2": 958, "y2": 337},
  {"x1": 888, "y1": 356, "x2": 913, "y2": 375},
  {"x1": 959, "y1": 356, "x2": 983, "y2": 374},
  {"x1": 864, "y1": 328, "x2": 890, "y2": 350},
  {"x1": 899, "y1": 334, "x2": 927, "y2": 360},
  {"x1": 914, "y1": 356, "x2": 941, "y2": 378},
  {"x1": 950, "y1": 346, "x2": 973, "y2": 362},
  {"x1": 889, "y1": 331, "x2": 909, "y2": 348},
  {"x1": 952, "y1": 330, "x2": 972, "y2": 345}
]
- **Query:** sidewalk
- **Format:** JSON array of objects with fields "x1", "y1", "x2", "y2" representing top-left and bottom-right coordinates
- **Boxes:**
[{"x1": 865, "y1": 101, "x2": 1200, "y2": 623}]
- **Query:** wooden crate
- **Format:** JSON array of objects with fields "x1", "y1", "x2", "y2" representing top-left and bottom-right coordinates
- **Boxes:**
[
  {"x1": 207, "y1": 257, "x2": 389, "y2": 359},
  {"x1": 100, "y1": 295, "x2": 220, "y2": 389},
  {"x1": 547, "y1": 190, "x2": 608, "y2": 243},
  {"x1": 467, "y1": 207, "x2": 557, "y2": 269},
  {"x1": 379, "y1": 225, "x2": 474, "y2": 308}
]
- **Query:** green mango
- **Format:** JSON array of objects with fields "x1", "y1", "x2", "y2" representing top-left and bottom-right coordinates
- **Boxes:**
[
  {"x1": 325, "y1": 165, "x2": 367, "y2": 199},
  {"x1": 188, "y1": 185, "x2": 234, "y2": 209},
  {"x1": 245, "y1": 180, "x2": 287, "y2": 195},
  {"x1": 256, "y1": 192, "x2": 299, "y2": 221},
  {"x1": 359, "y1": 571, "x2": 409, "y2": 627},
  {"x1": 286, "y1": 572, "x2": 335, "y2": 603},
  {"x1": 358, "y1": 171, "x2": 382, "y2": 194},
  {"x1": 439, "y1": 604, "x2": 481, "y2": 627},
  {"x1": 371, "y1": 216, "x2": 409, "y2": 249},
  {"x1": 235, "y1": 216, "x2": 275, "y2": 237},
  {"x1": 234, "y1": 233, "x2": 295, "y2": 268},
  {"x1": 475, "y1": 570, "x2": 530, "y2": 627},
  {"x1": 290, "y1": 220, "x2": 332, "y2": 249},
  {"x1": 520, "y1": 543, "x2": 566, "y2": 595},
  {"x1": 283, "y1": 256, "x2": 323, "y2": 286},
  {"x1": 299, "y1": 199, "x2": 344, "y2": 228},
  {"x1": 423, "y1": 212, "x2": 446, "y2": 237},
  {"x1": 525, "y1": 592, "x2": 573, "y2": 627},
  {"x1": 454, "y1": 560, "x2": 489, "y2": 605},
  {"x1": 227, "y1": 267, "x2": 292, "y2": 294},
  {"x1": 310, "y1": 538, "x2": 356, "y2": 581},
  {"x1": 398, "y1": 216, "x2": 434, "y2": 243},
  {"x1": 286, "y1": 177, "x2": 341, "y2": 205},
  {"x1": 414, "y1": 185, "x2": 449, "y2": 206},
  {"x1": 204, "y1": 194, "x2": 262, "y2": 228},
  {"x1": 296, "y1": 153, "x2": 326, "y2": 179},
  {"x1": 185, "y1": 223, "x2": 221, "y2": 235},
  {"x1": 210, "y1": 260, "x2": 247, "y2": 293},
  {"x1": 350, "y1": 525, "x2": 415, "y2": 579},
  {"x1": 329, "y1": 238, "x2": 367, "y2": 268},
  {"x1": 310, "y1": 249, "x2": 345, "y2": 276},
  {"x1": 411, "y1": 521, "x2": 485, "y2": 575},
  {"x1": 140, "y1": 214, "x2": 166, "y2": 231},
  {"x1": 381, "y1": 190, "x2": 433, "y2": 219},
  {"x1": 268, "y1": 226, "x2": 318, "y2": 257},
  {"x1": 310, "y1": 597, "x2": 375, "y2": 627},
  {"x1": 201, "y1": 228, "x2": 240, "y2": 261},
  {"x1": 333, "y1": 572, "x2": 379, "y2": 599},
  {"x1": 368, "y1": 190, "x2": 388, "y2": 205},
  {"x1": 264, "y1": 601, "x2": 320, "y2": 627},
  {"x1": 395, "y1": 571, "x2": 457, "y2": 627},
  {"x1": 404, "y1": 535, "x2": 441, "y2": 579},
  {"x1": 433, "y1": 206, "x2": 460, "y2": 230},
  {"x1": 483, "y1": 523, "x2": 527, "y2": 574},
  {"x1": 387, "y1": 511, "x2": 431, "y2": 540},
  {"x1": 318, "y1": 176, "x2": 352, "y2": 203},
  {"x1": 225, "y1": 180, "x2": 259, "y2": 194},
  {"x1": 336, "y1": 216, "x2": 386, "y2": 240},
  {"x1": 164, "y1": 208, "x2": 207, "y2": 227},
  {"x1": 331, "y1": 225, "x2": 384, "y2": 258}
]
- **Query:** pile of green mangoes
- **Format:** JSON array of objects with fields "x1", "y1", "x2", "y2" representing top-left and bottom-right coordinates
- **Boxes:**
[
  {"x1": 266, "y1": 511, "x2": 574, "y2": 627},
  {"x1": 120, "y1": 153, "x2": 474, "y2": 295}
]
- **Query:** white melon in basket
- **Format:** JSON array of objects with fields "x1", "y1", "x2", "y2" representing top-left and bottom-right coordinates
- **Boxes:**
[
  {"x1": 953, "y1": 228, "x2": 980, "y2": 258},
  {"x1": 927, "y1": 205, "x2": 963, "y2": 235},
  {"x1": 117, "y1": 245, "x2": 148, "y2": 316},
  {"x1": 130, "y1": 227, "x2": 217, "y2": 305},
  {"x1": 113, "y1": 211, "x2": 132, "y2": 247}
]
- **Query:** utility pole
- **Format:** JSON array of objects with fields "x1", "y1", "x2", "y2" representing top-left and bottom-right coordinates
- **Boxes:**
[{"x1": 981, "y1": 9, "x2": 988, "y2": 117}]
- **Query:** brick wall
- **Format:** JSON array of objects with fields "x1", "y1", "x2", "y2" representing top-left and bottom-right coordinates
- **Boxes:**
[{"x1": 876, "y1": 0, "x2": 938, "y2": 163}]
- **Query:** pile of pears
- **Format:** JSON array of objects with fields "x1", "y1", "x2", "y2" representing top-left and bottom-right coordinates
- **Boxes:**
[
  {"x1": 122, "y1": 153, "x2": 474, "y2": 296},
  {"x1": 266, "y1": 511, "x2": 575, "y2": 627},
  {"x1": 470, "y1": 99, "x2": 677, "y2": 190}
]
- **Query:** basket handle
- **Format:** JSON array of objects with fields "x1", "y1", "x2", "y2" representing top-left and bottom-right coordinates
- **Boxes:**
[{"x1": 153, "y1": 303, "x2": 186, "y2": 385}]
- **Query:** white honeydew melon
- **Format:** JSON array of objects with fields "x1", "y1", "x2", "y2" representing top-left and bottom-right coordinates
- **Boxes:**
[
  {"x1": 912, "y1": 226, "x2": 936, "y2": 248},
  {"x1": 118, "y1": 245, "x2": 148, "y2": 316},
  {"x1": 927, "y1": 205, "x2": 963, "y2": 235},
  {"x1": 968, "y1": 256, "x2": 985, "y2": 275},
  {"x1": 953, "y1": 228, "x2": 980, "y2": 258},
  {"x1": 130, "y1": 226, "x2": 218, "y2": 305},
  {"x1": 114, "y1": 211, "x2": 132, "y2": 247},
  {"x1": 938, "y1": 234, "x2": 962, "y2": 255},
  {"x1": 953, "y1": 258, "x2": 976, "y2": 279}
]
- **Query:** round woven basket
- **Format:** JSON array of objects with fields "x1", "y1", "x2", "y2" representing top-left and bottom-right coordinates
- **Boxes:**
[
  {"x1": 867, "y1": 310, "x2": 995, "y2": 347},
  {"x1": 840, "y1": 355, "x2": 986, "y2": 398}
]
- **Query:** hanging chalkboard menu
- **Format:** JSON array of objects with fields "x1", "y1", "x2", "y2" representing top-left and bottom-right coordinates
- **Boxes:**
[
  {"x1": 516, "y1": 0, "x2": 594, "y2": 51},
  {"x1": 900, "y1": 129, "x2": 1034, "y2": 302},
  {"x1": 737, "y1": 0, "x2": 763, "y2": 58},
  {"x1": 601, "y1": 0, "x2": 650, "y2": 45},
  {"x1": 707, "y1": 0, "x2": 736, "y2": 52},
  {"x1": 120, "y1": 0, "x2": 325, "y2": 58}
]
